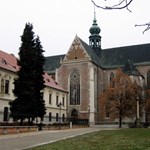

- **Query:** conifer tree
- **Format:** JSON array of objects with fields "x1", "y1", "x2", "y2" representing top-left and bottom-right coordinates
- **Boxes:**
[
  {"x1": 9, "y1": 23, "x2": 46, "y2": 124},
  {"x1": 33, "y1": 36, "x2": 46, "y2": 121}
]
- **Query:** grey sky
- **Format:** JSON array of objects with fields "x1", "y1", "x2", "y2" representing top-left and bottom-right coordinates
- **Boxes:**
[{"x1": 0, "y1": 0, "x2": 150, "y2": 57}]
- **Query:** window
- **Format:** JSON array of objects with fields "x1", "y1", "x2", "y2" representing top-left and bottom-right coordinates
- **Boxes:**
[
  {"x1": 56, "y1": 113, "x2": 59, "y2": 122},
  {"x1": 1, "y1": 79, "x2": 4, "y2": 93},
  {"x1": 3, "y1": 107, "x2": 8, "y2": 121},
  {"x1": 106, "y1": 106, "x2": 110, "y2": 117},
  {"x1": 110, "y1": 72, "x2": 114, "y2": 82},
  {"x1": 5, "y1": 80, "x2": 9, "y2": 94},
  {"x1": 62, "y1": 97, "x2": 65, "y2": 106},
  {"x1": 56, "y1": 95, "x2": 58, "y2": 105},
  {"x1": 147, "y1": 71, "x2": 150, "y2": 89},
  {"x1": 49, "y1": 94, "x2": 52, "y2": 104},
  {"x1": 62, "y1": 114, "x2": 65, "y2": 122},
  {"x1": 110, "y1": 72, "x2": 115, "y2": 87},
  {"x1": 49, "y1": 112, "x2": 52, "y2": 121},
  {"x1": 70, "y1": 69, "x2": 80, "y2": 105},
  {"x1": 1, "y1": 79, "x2": 10, "y2": 94}
]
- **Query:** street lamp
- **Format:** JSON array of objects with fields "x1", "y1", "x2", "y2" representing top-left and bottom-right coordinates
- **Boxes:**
[{"x1": 57, "y1": 102, "x2": 62, "y2": 130}]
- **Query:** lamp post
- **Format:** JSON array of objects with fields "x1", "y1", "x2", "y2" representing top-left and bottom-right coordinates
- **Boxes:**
[
  {"x1": 57, "y1": 102, "x2": 62, "y2": 130},
  {"x1": 136, "y1": 97, "x2": 140, "y2": 127}
]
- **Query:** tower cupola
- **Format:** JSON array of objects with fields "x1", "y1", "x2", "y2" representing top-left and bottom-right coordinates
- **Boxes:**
[{"x1": 89, "y1": 8, "x2": 101, "y2": 49}]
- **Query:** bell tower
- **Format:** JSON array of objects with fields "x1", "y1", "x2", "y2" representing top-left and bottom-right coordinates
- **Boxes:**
[{"x1": 89, "y1": 6, "x2": 101, "y2": 49}]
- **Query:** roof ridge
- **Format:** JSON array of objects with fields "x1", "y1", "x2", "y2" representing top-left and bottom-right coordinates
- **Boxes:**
[{"x1": 102, "y1": 43, "x2": 150, "y2": 51}]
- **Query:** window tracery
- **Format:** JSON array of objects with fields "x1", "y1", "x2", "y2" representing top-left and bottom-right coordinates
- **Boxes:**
[{"x1": 70, "y1": 69, "x2": 80, "y2": 105}]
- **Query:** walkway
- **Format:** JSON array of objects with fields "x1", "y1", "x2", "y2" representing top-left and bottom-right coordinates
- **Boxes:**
[{"x1": 0, "y1": 128, "x2": 105, "y2": 150}]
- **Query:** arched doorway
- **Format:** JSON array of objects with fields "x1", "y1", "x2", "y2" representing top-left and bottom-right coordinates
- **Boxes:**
[{"x1": 71, "y1": 109, "x2": 78, "y2": 124}]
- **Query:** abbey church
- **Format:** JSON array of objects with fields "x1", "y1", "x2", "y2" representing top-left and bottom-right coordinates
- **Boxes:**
[
  {"x1": 0, "y1": 14, "x2": 150, "y2": 125},
  {"x1": 44, "y1": 15, "x2": 150, "y2": 125}
]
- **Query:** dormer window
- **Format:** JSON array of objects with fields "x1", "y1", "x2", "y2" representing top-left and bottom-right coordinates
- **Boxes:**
[{"x1": 1, "y1": 58, "x2": 7, "y2": 64}]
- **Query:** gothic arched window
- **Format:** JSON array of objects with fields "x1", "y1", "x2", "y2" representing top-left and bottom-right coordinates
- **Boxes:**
[
  {"x1": 147, "y1": 71, "x2": 150, "y2": 89},
  {"x1": 110, "y1": 72, "x2": 115, "y2": 87},
  {"x1": 110, "y1": 72, "x2": 114, "y2": 82},
  {"x1": 70, "y1": 69, "x2": 80, "y2": 105}
]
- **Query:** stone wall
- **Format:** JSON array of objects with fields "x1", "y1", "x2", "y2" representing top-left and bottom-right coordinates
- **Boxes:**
[{"x1": 0, "y1": 126, "x2": 38, "y2": 135}]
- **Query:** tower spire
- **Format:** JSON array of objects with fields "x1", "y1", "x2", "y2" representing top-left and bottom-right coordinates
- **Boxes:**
[{"x1": 94, "y1": 4, "x2": 96, "y2": 19}]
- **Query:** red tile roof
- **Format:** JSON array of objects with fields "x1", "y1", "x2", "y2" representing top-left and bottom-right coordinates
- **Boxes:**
[
  {"x1": 0, "y1": 50, "x2": 19, "y2": 72},
  {"x1": 44, "y1": 73, "x2": 67, "y2": 92},
  {"x1": 0, "y1": 50, "x2": 67, "y2": 92}
]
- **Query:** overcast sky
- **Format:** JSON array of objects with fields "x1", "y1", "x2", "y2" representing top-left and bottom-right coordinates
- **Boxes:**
[{"x1": 0, "y1": 0, "x2": 150, "y2": 57}]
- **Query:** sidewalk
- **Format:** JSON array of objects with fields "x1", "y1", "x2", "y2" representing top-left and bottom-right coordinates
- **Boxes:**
[{"x1": 0, "y1": 128, "x2": 104, "y2": 150}]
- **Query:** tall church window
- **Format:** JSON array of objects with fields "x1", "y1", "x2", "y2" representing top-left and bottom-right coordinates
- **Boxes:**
[
  {"x1": 110, "y1": 72, "x2": 114, "y2": 86},
  {"x1": 147, "y1": 71, "x2": 150, "y2": 89},
  {"x1": 110, "y1": 72, "x2": 114, "y2": 82},
  {"x1": 70, "y1": 69, "x2": 80, "y2": 105}
]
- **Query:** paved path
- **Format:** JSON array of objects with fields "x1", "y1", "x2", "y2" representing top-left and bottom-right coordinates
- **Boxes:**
[{"x1": 0, "y1": 128, "x2": 106, "y2": 150}]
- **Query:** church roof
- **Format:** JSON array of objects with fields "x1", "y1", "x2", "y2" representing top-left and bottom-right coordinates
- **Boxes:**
[
  {"x1": 44, "y1": 40, "x2": 150, "y2": 73},
  {"x1": 100, "y1": 43, "x2": 150, "y2": 69},
  {"x1": 79, "y1": 38, "x2": 102, "y2": 66},
  {"x1": 122, "y1": 59, "x2": 143, "y2": 77},
  {"x1": 44, "y1": 54, "x2": 65, "y2": 74}
]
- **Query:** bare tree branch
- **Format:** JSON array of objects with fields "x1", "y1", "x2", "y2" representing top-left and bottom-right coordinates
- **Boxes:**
[
  {"x1": 92, "y1": 0, "x2": 150, "y2": 33},
  {"x1": 135, "y1": 22, "x2": 150, "y2": 34},
  {"x1": 91, "y1": 0, "x2": 133, "y2": 12}
]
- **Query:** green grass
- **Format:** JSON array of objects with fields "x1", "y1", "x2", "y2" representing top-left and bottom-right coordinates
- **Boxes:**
[{"x1": 28, "y1": 129, "x2": 150, "y2": 150}]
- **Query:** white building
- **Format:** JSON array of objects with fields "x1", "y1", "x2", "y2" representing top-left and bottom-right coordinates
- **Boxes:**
[{"x1": 0, "y1": 50, "x2": 68, "y2": 124}]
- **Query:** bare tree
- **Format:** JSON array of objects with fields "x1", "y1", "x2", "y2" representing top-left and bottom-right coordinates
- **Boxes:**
[
  {"x1": 92, "y1": 0, "x2": 150, "y2": 33},
  {"x1": 135, "y1": 23, "x2": 150, "y2": 34},
  {"x1": 91, "y1": 0, "x2": 133, "y2": 12}
]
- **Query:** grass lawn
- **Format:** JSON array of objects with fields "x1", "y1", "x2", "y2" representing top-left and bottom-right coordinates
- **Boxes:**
[{"x1": 28, "y1": 128, "x2": 150, "y2": 150}]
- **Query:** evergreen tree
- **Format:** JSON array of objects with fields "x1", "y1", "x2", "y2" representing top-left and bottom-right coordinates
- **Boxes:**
[
  {"x1": 33, "y1": 36, "x2": 46, "y2": 121},
  {"x1": 9, "y1": 23, "x2": 46, "y2": 124}
]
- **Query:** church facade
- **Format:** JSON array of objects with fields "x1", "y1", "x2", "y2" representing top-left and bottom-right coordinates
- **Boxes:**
[{"x1": 44, "y1": 16, "x2": 150, "y2": 125}]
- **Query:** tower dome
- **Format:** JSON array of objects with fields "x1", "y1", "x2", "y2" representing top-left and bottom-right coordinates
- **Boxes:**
[{"x1": 89, "y1": 18, "x2": 101, "y2": 35}]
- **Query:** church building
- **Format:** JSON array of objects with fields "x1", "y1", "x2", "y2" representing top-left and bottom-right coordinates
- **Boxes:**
[{"x1": 44, "y1": 15, "x2": 150, "y2": 126}]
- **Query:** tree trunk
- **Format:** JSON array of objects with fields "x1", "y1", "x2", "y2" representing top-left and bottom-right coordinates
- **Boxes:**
[
  {"x1": 20, "y1": 118, "x2": 23, "y2": 126},
  {"x1": 119, "y1": 111, "x2": 122, "y2": 128}
]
